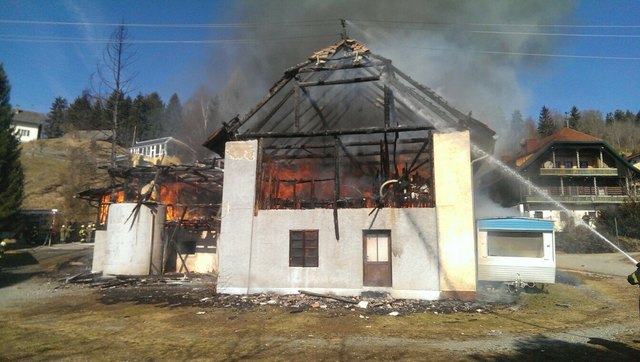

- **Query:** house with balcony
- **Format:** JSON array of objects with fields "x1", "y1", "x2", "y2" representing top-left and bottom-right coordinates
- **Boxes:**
[
  {"x1": 129, "y1": 137, "x2": 197, "y2": 165},
  {"x1": 487, "y1": 128, "x2": 640, "y2": 229}
]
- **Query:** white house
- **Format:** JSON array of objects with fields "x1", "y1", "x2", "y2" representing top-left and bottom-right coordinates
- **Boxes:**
[
  {"x1": 130, "y1": 136, "x2": 198, "y2": 165},
  {"x1": 12, "y1": 109, "x2": 45, "y2": 142}
]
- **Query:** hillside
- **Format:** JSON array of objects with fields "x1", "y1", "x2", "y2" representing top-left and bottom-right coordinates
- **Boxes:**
[{"x1": 20, "y1": 138, "x2": 122, "y2": 221}]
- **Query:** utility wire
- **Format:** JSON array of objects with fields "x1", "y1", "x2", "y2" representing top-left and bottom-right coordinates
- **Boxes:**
[
  {"x1": 0, "y1": 33, "x2": 338, "y2": 44},
  {"x1": 4, "y1": 17, "x2": 640, "y2": 29},
  {"x1": 348, "y1": 19, "x2": 640, "y2": 29},
  {"x1": 0, "y1": 18, "x2": 338, "y2": 28}
]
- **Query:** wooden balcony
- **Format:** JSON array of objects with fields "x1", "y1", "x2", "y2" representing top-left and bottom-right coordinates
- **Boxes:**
[
  {"x1": 539, "y1": 167, "x2": 618, "y2": 176},
  {"x1": 524, "y1": 194, "x2": 629, "y2": 204},
  {"x1": 523, "y1": 185, "x2": 630, "y2": 204}
]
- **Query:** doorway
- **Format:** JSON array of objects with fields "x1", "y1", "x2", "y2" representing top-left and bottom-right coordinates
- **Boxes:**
[{"x1": 363, "y1": 230, "x2": 392, "y2": 287}]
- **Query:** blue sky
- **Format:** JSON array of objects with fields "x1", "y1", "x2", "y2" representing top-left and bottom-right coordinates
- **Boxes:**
[{"x1": 1, "y1": 0, "x2": 639, "y2": 122}]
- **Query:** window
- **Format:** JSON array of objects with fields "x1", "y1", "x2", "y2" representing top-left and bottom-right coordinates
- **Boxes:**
[
  {"x1": 289, "y1": 230, "x2": 318, "y2": 267},
  {"x1": 487, "y1": 231, "x2": 544, "y2": 258},
  {"x1": 364, "y1": 231, "x2": 390, "y2": 262},
  {"x1": 533, "y1": 211, "x2": 543, "y2": 219},
  {"x1": 564, "y1": 161, "x2": 573, "y2": 168}
]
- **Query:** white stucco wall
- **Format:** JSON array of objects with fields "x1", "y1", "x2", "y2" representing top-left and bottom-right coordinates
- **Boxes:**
[
  {"x1": 218, "y1": 133, "x2": 478, "y2": 300},
  {"x1": 220, "y1": 208, "x2": 439, "y2": 299},
  {"x1": 13, "y1": 124, "x2": 39, "y2": 142},
  {"x1": 433, "y1": 130, "x2": 477, "y2": 298}
]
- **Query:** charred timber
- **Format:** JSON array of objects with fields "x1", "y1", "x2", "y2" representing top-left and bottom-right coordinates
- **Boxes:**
[
  {"x1": 263, "y1": 137, "x2": 430, "y2": 150},
  {"x1": 238, "y1": 126, "x2": 434, "y2": 139},
  {"x1": 267, "y1": 150, "x2": 431, "y2": 160},
  {"x1": 297, "y1": 61, "x2": 384, "y2": 73},
  {"x1": 297, "y1": 75, "x2": 380, "y2": 88}
]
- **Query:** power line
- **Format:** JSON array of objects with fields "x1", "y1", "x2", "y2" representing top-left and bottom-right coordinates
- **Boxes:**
[
  {"x1": 0, "y1": 18, "x2": 338, "y2": 29},
  {"x1": 4, "y1": 17, "x2": 640, "y2": 29},
  {"x1": 369, "y1": 43, "x2": 640, "y2": 61},
  {"x1": 349, "y1": 19, "x2": 640, "y2": 29},
  {"x1": 0, "y1": 33, "x2": 338, "y2": 44}
]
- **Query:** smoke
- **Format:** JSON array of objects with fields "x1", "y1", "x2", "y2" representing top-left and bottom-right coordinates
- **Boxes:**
[{"x1": 192, "y1": 0, "x2": 577, "y2": 149}]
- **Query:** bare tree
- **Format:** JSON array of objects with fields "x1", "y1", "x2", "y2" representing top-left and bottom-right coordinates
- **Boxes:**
[{"x1": 94, "y1": 24, "x2": 137, "y2": 168}]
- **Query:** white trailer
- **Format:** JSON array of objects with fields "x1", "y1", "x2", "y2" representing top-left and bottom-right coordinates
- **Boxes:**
[{"x1": 477, "y1": 218, "x2": 555, "y2": 289}]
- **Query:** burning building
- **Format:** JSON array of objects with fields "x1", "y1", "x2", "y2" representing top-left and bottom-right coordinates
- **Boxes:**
[
  {"x1": 82, "y1": 161, "x2": 224, "y2": 275},
  {"x1": 204, "y1": 38, "x2": 495, "y2": 300}
]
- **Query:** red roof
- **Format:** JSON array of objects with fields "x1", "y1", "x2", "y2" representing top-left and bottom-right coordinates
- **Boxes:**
[{"x1": 522, "y1": 128, "x2": 601, "y2": 155}]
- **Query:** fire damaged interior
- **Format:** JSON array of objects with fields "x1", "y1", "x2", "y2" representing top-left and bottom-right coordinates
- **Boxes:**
[
  {"x1": 204, "y1": 38, "x2": 494, "y2": 229},
  {"x1": 205, "y1": 38, "x2": 496, "y2": 300},
  {"x1": 79, "y1": 162, "x2": 224, "y2": 274}
]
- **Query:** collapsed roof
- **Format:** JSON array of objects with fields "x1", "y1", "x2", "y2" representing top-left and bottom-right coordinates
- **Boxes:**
[{"x1": 203, "y1": 38, "x2": 496, "y2": 155}]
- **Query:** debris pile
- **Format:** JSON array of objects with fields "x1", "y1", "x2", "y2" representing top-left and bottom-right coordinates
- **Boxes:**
[{"x1": 60, "y1": 275, "x2": 497, "y2": 315}]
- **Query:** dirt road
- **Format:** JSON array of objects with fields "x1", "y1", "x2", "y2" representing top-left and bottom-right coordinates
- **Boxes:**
[{"x1": 2, "y1": 244, "x2": 640, "y2": 361}]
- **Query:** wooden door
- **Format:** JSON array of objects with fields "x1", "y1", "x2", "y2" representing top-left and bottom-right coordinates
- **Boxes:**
[{"x1": 363, "y1": 231, "x2": 392, "y2": 287}]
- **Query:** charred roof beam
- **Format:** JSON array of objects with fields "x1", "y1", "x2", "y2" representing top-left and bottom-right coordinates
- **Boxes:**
[
  {"x1": 238, "y1": 125, "x2": 434, "y2": 140},
  {"x1": 297, "y1": 74, "x2": 380, "y2": 88}
]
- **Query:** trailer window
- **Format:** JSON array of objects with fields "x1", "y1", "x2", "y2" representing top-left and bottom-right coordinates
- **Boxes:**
[{"x1": 487, "y1": 231, "x2": 544, "y2": 258}]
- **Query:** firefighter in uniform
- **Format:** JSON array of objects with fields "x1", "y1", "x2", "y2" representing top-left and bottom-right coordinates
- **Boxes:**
[{"x1": 79, "y1": 225, "x2": 87, "y2": 243}]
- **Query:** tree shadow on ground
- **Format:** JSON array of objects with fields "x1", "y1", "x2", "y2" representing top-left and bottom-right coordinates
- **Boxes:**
[
  {"x1": 0, "y1": 251, "x2": 42, "y2": 288},
  {"x1": 469, "y1": 335, "x2": 640, "y2": 361},
  {"x1": 0, "y1": 270, "x2": 42, "y2": 288},
  {"x1": 2, "y1": 251, "x2": 39, "y2": 268}
]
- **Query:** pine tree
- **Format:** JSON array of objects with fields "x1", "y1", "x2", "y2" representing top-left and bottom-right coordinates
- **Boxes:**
[
  {"x1": 0, "y1": 64, "x2": 24, "y2": 230},
  {"x1": 568, "y1": 106, "x2": 580, "y2": 129},
  {"x1": 537, "y1": 105, "x2": 556, "y2": 137},
  {"x1": 45, "y1": 96, "x2": 68, "y2": 138},
  {"x1": 163, "y1": 93, "x2": 182, "y2": 137}
]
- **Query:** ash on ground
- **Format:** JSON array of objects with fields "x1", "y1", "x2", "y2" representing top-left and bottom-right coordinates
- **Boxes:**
[{"x1": 56, "y1": 273, "x2": 507, "y2": 316}]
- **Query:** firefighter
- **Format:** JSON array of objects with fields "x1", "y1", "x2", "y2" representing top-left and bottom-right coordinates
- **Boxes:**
[
  {"x1": 59, "y1": 224, "x2": 68, "y2": 243},
  {"x1": 79, "y1": 224, "x2": 87, "y2": 243},
  {"x1": 627, "y1": 263, "x2": 640, "y2": 285}
]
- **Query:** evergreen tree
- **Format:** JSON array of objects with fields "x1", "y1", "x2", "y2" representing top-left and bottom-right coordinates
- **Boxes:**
[
  {"x1": 66, "y1": 92, "x2": 96, "y2": 131},
  {"x1": 140, "y1": 92, "x2": 164, "y2": 140},
  {"x1": 568, "y1": 106, "x2": 580, "y2": 129},
  {"x1": 127, "y1": 93, "x2": 164, "y2": 144},
  {"x1": 0, "y1": 64, "x2": 24, "y2": 230},
  {"x1": 45, "y1": 96, "x2": 68, "y2": 138},
  {"x1": 605, "y1": 112, "x2": 615, "y2": 125},
  {"x1": 163, "y1": 93, "x2": 182, "y2": 137},
  {"x1": 537, "y1": 105, "x2": 556, "y2": 137}
]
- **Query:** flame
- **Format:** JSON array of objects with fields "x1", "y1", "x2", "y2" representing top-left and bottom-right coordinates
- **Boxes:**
[
  {"x1": 98, "y1": 191, "x2": 126, "y2": 225},
  {"x1": 258, "y1": 155, "x2": 433, "y2": 210},
  {"x1": 99, "y1": 182, "x2": 215, "y2": 224}
]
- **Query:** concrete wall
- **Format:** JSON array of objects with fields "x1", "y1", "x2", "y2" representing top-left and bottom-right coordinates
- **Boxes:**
[
  {"x1": 218, "y1": 132, "x2": 477, "y2": 300},
  {"x1": 217, "y1": 140, "x2": 259, "y2": 292},
  {"x1": 102, "y1": 203, "x2": 166, "y2": 275},
  {"x1": 91, "y1": 230, "x2": 107, "y2": 273},
  {"x1": 433, "y1": 130, "x2": 476, "y2": 299},
  {"x1": 217, "y1": 208, "x2": 439, "y2": 299}
]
